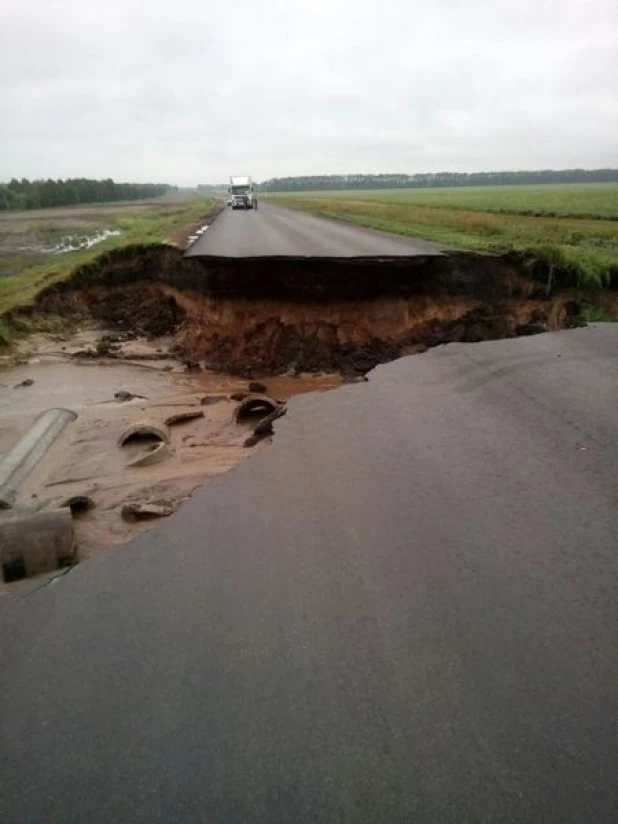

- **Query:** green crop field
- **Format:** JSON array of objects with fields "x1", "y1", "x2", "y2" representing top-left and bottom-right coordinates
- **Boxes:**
[
  {"x1": 272, "y1": 183, "x2": 618, "y2": 220},
  {"x1": 269, "y1": 183, "x2": 618, "y2": 289}
]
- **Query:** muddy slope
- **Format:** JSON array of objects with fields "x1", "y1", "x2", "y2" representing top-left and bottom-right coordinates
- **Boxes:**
[{"x1": 11, "y1": 245, "x2": 606, "y2": 374}]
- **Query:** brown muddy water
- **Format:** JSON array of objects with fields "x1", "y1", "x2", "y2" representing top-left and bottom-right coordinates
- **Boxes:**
[{"x1": 0, "y1": 337, "x2": 339, "y2": 447}]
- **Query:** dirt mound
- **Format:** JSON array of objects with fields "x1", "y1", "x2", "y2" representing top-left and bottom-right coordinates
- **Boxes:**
[{"x1": 10, "y1": 246, "x2": 597, "y2": 374}]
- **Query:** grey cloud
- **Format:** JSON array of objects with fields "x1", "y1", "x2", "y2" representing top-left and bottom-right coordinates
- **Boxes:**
[{"x1": 1, "y1": 0, "x2": 617, "y2": 183}]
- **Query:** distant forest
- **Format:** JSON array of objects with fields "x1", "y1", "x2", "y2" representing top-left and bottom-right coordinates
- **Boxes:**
[
  {"x1": 0, "y1": 178, "x2": 173, "y2": 210},
  {"x1": 261, "y1": 169, "x2": 618, "y2": 192}
]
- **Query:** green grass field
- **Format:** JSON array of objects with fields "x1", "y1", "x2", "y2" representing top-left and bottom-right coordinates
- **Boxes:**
[
  {"x1": 269, "y1": 183, "x2": 618, "y2": 289},
  {"x1": 275, "y1": 183, "x2": 618, "y2": 219},
  {"x1": 0, "y1": 196, "x2": 214, "y2": 328}
]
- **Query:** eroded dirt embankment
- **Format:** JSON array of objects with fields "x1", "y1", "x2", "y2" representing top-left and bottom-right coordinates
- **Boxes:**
[{"x1": 9, "y1": 244, "x2": 612, "y2": 374}]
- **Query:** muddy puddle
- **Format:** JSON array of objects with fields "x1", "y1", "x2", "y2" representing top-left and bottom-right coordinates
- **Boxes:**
[
  {"x1": 0, "y1": 330, "x2": 341, "y2": 589},
  {"x1": 44, "y1": 228, "x2": 121, "y2": 255}
]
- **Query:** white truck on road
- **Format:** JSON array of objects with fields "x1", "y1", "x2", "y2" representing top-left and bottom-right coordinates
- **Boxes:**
[{"x1": 228, "y1": 176, "x2": 257, "y2": 210}]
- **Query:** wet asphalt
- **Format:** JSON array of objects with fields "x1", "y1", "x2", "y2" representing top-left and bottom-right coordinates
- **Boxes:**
[
  {"x1": 1, "y1": 325, "x2": 617, "y2": 822},
  {"x1": 185, "y1": 201, "x2": 445, "y2": 257}
]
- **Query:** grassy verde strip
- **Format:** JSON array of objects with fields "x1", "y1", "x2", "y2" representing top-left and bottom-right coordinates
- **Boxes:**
[
  {"x1": 269, "y1": 184, "x2": 618, "y2": 290},
  {"x1": 0, "y1": 197, "x2": 214, "y2": 328}
]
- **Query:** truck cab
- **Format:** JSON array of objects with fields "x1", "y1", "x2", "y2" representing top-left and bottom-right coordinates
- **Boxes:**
[{"x1": 228, "y1": 176, "x2": 257, "y2": 210}]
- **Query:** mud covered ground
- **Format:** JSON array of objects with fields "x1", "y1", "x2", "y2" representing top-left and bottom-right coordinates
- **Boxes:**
[{"x1": 0, "y1": 331, "x2": 340, "y2": 588}]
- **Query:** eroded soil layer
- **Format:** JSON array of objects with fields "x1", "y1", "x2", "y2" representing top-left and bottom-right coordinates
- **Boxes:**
[{"x1": 9, "y1": 245, "x2": 615, "y2": 374}]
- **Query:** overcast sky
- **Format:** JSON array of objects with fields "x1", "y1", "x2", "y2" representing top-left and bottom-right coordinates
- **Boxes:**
[{"x1": 2, "y1": 0, "x2": 617, "y2": 184}]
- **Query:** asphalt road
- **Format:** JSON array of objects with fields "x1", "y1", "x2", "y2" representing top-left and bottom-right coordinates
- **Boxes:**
[
  {"x1": 1, "y1": 326, "x2": 617, "y2": 822},
  {"x1": 185, "y1": 201, "x2": 445, "y2": 257}
]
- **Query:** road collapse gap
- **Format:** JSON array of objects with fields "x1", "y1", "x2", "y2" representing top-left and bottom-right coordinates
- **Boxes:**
[{"x1": 12, "y1": 247, "x2": 590, "y2": 376}]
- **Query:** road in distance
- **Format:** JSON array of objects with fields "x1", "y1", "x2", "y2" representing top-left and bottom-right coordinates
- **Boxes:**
[{"x1": 185, "y1": 201, "x2": 445, "y2": 257}]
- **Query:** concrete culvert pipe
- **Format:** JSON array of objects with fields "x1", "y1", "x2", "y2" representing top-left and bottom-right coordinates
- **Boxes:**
[
  {"x1": 61, "y1": 495, "x2": 95, "y2": 516},
  {"x1": 0, "y1": 508, "x2": 75, "y2": 583},
  {"x1": 235, "y1": 395, "x2": 279, "y2": 423},
  {"x1": 0, "y1": 408, "x2": 77, "y2": 509},
  {"x1": 117, "y1": 421, "x2": 169, "y2": 447}
]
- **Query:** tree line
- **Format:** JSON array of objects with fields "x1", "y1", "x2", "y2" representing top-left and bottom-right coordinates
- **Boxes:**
[
  {"x1": 0, "y1": 178, "x2": 173, "y2": 211},
  {"x1": 261, "y1": 169, "x2": 618, "y2": 192}
]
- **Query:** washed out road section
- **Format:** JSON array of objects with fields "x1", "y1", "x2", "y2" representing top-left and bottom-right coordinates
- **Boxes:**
[
  {"x1": 185, "y1": 201, "x2": 445, "y2": 257},
  {"x1": 1, "y1": 326, "x2": 617, "y2": 822},
  {"x1": 0, "y1": 333, "x2": 341, "y2": 567}
]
